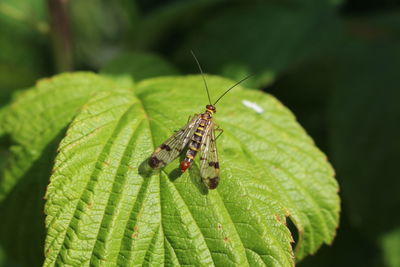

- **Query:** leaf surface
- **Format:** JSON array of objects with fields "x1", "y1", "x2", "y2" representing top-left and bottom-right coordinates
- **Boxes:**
[
  {"x1": 0, "y1": 73, "x2": 124, "y2": 266},
  {"x1": 174, "y1": 2, "x2": 340, "y2": 87},
  {"x1": 44, "y1": 75, "x2": 339, "y2": 266},
  {"x1": 101, "y1": 51, "x2": 179, "y2": 82},
  {"x1": 0, "y1": 0, "x2": 50, "y2": 106},
  {"x1": 381, "y1": 227, "x2": 400, "y2": 267},
  {"x1": 329, "y1": 13, "x2": 400, "y2": 237},
  {"x1": 67, "y1": 0, "x2": 138, "y2": 68}
]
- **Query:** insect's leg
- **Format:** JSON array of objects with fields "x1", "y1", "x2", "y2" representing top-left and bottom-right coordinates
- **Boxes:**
[{"x1": 215, "y1": 127, "x2": 224, "y2": 140}]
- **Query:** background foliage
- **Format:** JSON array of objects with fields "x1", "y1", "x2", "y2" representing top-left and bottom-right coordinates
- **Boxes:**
[{"x1": 0, "y1": 0, "x2": 399, "y2": 266}]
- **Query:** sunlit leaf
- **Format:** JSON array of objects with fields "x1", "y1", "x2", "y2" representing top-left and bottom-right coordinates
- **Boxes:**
[
  {"x1": 40, "y1": 74, "x2": 339, "y2": 265},
  {"x1": 0, "y1": 73, "x2": 124, "y2": 266}
]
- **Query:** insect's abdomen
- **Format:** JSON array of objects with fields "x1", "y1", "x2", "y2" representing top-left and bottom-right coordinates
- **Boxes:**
[{"x1": 180, "y1": 121, "x2": 206, "y2": 172}]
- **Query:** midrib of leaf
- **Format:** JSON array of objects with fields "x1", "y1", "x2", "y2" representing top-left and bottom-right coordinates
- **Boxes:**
[
  {"x1": 132, "y1": 93, "x2": 170, "y2": 267},
  {"x1": 115, "y1": 154, "x2": 155, "y2": 265},
  {"x1": 164, "y1": 236, "x2": 180, "y2": 266},
  {"x1": 138, "y1": 87, "x2": 250, "y2": 267},
  {"x1": 111, "y1": 170, "x2": 162, "y2": 266},
  {"x1": 113, "y1": 93, "x2": 168, "y2": 267},
  {"x1": 136, "y1": 94, "x2": 187, "y2": 267},
  {"x1": 160, "y1": 171, "x2": 216, "y2": 266},
  {"x1": 143, "y1": 224, "x2": 163, "y2": 266}
]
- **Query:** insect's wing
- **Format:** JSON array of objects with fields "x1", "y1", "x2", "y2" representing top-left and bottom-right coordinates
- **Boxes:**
[
  {"x1": 200, "y1": 122, "x2": 220, "y2": 189},
  {"x1": 149, "y1": 115, "x2": 201, "y2": 169}
]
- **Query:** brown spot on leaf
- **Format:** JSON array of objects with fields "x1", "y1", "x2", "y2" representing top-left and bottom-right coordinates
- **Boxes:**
[{"x1": 132, "y1": 225, "x2": 139, "y2": 238}]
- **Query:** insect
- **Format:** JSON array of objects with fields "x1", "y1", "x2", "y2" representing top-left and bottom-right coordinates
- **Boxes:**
[{"x1": 148, "y1": 51, "x2": 251, "y2": 189}]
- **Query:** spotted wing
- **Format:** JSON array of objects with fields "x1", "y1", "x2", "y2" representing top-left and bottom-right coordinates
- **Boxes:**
[
  {"x1": 149, "y1": 115, "x2": 201, "y2": 169},
  {"x1": 199, "y1": 121, "x2": 220, "y2": 189}
]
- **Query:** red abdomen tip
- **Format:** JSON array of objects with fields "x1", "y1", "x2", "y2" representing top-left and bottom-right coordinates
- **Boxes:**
[{"x1": 180, "y1": 161, "x2": 191, "y2": 172}]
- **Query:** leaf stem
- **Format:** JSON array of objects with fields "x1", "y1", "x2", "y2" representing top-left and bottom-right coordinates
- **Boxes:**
[{"x1": 47, "y1": 0, "x2": 73, "y2": 72}]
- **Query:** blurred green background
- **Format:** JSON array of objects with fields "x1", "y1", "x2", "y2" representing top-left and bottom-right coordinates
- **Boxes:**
[{"x1": 0, "y1": 0, "x2": 399, "y2": 266}]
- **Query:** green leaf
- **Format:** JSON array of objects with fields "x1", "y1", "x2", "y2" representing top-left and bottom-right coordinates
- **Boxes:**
[
  {"x1": 101, "y1": 51, "x2": 179, "y2": 82},
  {"x1": 296, "y1": 211, "x2": 381, "y2": 267},
  {"x1": 0, "y1": 0, "x2": 47, "y2": 25},
  {"x1": 132, "y1": 0, "x2": 225, "y2": 50},
  {"x1": 329, "y1": 13, "x2": 400, "y2": 237},
  {"x1": 381, "y1": 227, "x2": 400, "y2": 267},
  {"x1": 0, "y1": 244, "x2": 19, "y2": 267},
  {"x1": 0, "y1": 73, "x2": 126, "y2": 266},
  {"x1": 173, "y1": 2, "x2": 340, "y2": 87},
  {"x1": 44, "y1": 75, "x2": 339, "y2": 265},
  {"x1": 133, "y1": 0, "x2": 340, "y2": 53},
  {"x1": 0, "y1": 0, "x2": 50, "y2": 106},
  {"x1": 68, "y1": 0, "x2": 138, "y2": 68}
]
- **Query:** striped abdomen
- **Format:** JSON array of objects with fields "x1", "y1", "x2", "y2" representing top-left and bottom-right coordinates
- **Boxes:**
[{"x1": 180, "y1": 120, "x2": 207, "y2": 172}]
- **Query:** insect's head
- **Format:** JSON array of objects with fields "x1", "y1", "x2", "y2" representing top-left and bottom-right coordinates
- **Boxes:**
[{"x1": 206, "y1": 104, "x2": 216, "y2": 114}]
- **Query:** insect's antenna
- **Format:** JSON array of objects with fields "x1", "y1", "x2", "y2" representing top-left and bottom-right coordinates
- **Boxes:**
[
  {"x1": 190, "y1": 50, "x2": 212, "y2": 105},
  {"x1": 214, "y1": 74, "x2": 253, "y2": 105}
]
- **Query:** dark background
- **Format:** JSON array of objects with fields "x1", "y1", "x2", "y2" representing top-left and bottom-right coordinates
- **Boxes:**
[{"x1": 0, "y1": 0, "x2": 399, "y2": 266}]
